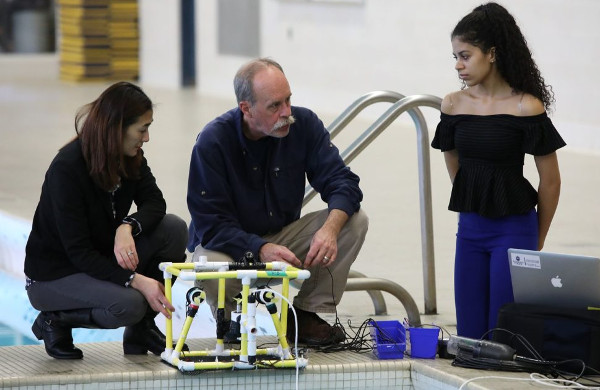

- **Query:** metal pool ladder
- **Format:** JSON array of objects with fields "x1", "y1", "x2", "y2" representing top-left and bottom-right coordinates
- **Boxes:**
[{"x1": 302, "y1": 91, "x2": 443, "y2": 326}]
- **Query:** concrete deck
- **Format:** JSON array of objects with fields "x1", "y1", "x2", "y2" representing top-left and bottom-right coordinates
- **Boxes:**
[{"x1": 0, "y1": 336, "x2": 559, "y2": 390}]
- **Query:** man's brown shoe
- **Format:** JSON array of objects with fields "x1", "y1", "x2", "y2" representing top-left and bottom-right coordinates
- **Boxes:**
[{"x1": 287, "y1": 306, "x2": 345, "y2": 346}]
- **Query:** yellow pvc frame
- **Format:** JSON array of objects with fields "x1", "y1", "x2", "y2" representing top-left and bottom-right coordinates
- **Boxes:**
[{"x1": 159, "y1": 261, "x2": 310, "y2": 372}]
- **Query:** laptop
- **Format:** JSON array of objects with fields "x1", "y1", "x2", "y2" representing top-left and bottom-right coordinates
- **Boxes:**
[{"x1": 508, "y1": 248, "x2": 600, "y2": 310}]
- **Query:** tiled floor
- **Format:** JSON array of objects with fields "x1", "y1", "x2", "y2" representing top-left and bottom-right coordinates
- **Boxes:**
[
  {"x1": 1, "y1": 54, "x2": 599, "y2": 389},
  {"x1": 0, "y1": 336, "x2": 543, "y2": 390}
]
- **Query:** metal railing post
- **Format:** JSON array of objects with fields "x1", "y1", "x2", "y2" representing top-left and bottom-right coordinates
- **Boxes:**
[{"x1": 302, "y1": 91, "x2": 442, "y2": 316}]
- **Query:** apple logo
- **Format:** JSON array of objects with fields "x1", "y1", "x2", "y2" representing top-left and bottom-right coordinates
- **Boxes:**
[{"x1": 551, "y1": 275, "x2": 563, "y2": 288}]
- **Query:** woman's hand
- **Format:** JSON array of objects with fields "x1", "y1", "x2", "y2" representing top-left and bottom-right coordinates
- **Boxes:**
[
  {"x1": 130, "y1": 274, "x2": 175, "y2": 319},
  {"x1": 114, "y1": 223, "x2": 138, "y2": 271}
]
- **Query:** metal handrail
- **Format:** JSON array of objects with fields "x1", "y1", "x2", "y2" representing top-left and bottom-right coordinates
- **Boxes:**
[
  {"x1": 327, "y1": 90, "x2": 406, "y2": 140},
  {"x1": 291, "y1": 269, "x2": 390, "y2": 315},
  {"x1": 348, "y1": 269, "x2": 387, "y2": 315},
  {"x1": 345, "y1": 278, "x2": 421, "y2": 326},
  {"x1": 303, "y1": 91, "x2": 442, "y2": 315}
]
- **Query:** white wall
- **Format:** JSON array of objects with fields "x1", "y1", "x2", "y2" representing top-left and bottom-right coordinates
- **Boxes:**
[
  {"x1": 139, "y1": 0, "x2": 182, "y2": 88},
  {"x1": 192, "y1": 0, "x2": 600, "y2": 154}
]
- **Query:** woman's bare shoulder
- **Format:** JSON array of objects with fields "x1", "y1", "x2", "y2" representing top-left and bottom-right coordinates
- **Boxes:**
[
  {"x1": 441, "y1": 90, "x2": 468, "y2": 114},
  {"x1": 518, "y1": 93, "x2": 545, "y2": 116}
]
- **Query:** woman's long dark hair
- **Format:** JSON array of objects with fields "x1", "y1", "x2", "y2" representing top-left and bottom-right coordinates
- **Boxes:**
[
  {"x1": 75, "y1": 82, "x2": 153, "y2": 191},
  {"x1": 452, "y1": 2, "x2": 555, "y2": 111}
]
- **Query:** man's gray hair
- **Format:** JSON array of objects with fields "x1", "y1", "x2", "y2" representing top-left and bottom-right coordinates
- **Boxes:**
[{"x1": 233, "y1": 58, "x2": 284, "y2": 104}]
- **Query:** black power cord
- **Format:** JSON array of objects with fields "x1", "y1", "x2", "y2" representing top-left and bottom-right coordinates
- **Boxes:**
[
  {"x1": 309, "y1": 268, "x2": 398, "y2": 354},
  {"x1": 451, "y1": 328, "x2": 600, "y2": 387}
]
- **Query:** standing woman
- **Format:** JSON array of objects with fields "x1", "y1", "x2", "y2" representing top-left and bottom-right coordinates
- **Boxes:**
[
  {"x1": 431, "y1": 3, "x2": 566, "y2": 339},
  {"x1": 24, "y1": 82, "x2": 188, "y2": 359}
]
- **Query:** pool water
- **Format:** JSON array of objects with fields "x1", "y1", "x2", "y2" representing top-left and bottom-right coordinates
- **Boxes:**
[{"x1": 0, "y1": 322, "x2": 37, "y2": 346}]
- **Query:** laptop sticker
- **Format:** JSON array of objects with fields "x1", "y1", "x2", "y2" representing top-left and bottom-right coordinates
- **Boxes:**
[{"x1": 510, "y1": 252, "x2": 541, "y2": 269}]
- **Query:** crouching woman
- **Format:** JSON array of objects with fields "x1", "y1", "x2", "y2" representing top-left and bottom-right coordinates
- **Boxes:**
[{"x1": 24, "y1": 82, "x2": 187, "y2": 359}]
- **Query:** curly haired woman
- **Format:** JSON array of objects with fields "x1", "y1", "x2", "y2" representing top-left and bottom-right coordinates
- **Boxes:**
[{"x1": 431, "y1": 2, "x2": 566, "y2": 339}]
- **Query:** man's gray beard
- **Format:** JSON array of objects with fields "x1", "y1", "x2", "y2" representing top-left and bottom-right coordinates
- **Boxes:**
[{"x1": 272, "y1": 114, "x2": 296, "y2": 131}]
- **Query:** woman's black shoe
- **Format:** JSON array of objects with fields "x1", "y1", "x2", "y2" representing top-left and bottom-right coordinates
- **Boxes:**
[
  {"x1": 123, "y1": 315, "x2": 189, "y2": 355},
  {"x1": 123, "y1": 320, "x2": 166, "y2": 355},
  {"x1": 32, "y1": 312, "x2": 83, "y2": 359}
]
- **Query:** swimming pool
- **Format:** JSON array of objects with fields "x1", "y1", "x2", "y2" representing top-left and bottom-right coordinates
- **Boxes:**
[{"x1": 0, "y1": 322, "x2": 37, "y2": 346}]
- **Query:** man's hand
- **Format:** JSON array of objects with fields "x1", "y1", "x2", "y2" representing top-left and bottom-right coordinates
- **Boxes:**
[
  {"x1": 304, "y1": 209, "x2": 348, "y2": 268},
  {"x1": 304, "y1": 225, "x2": 338, "y2": 268},
  {"x1": 130, "y1": 274, "x2": 175, "y2": 319},
  {"x1": 114, "y1": 223, "x2": 138, "y2": 271},
  {"x1": 259, "y1": 243, "x2": 302, "y2": 267}
]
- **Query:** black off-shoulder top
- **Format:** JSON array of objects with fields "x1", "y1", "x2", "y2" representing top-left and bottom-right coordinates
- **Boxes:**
[{"x1": 431, "y1": 113, "x2": 566, "y2": 218}]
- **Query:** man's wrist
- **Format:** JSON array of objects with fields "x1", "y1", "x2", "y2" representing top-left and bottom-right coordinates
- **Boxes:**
[{"x1": 257, "y1": 243, "x2": 270, "y2": 262}]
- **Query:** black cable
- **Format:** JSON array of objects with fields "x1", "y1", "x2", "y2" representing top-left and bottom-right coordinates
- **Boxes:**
[
  {"x1": 437, "y1": 324, "x2": 452, "y2": 341},
  {"x1": 452, "y1": 348, "x2": 557, "y2": 373},
  {"x1": 488, "y1": 327, "x2": 599, "y2": 382},
  {"x1": 309, "y1": 267, "x2": 384, "y2": 353},
  {"x1": 485, "y1": 328, "x2": 544, "y2": 361},
  {"x1": 452, "y1": 328, "x2": 600, "y2": 387},
  {"x1": 314, "y1": 317, "x2": 403, "y2": 354}
]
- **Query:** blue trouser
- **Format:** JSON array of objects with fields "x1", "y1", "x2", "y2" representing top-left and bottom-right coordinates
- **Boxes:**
[{"x1": 454, "y1": 209, "x2": 538, "y2": 339}]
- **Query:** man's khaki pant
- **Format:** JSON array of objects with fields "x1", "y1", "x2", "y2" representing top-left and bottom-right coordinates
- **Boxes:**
[{"x1": 191, "y1": 208, "x2": 369, "y2": 318}]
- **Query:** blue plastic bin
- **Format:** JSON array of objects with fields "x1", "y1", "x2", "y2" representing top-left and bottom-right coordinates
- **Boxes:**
[
  {"x1": 369, "y1": 320, "x2": 406, "y2": 359},
  {"x1": 408, "y1": 326, "x2": 440, "y2": 358}
]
